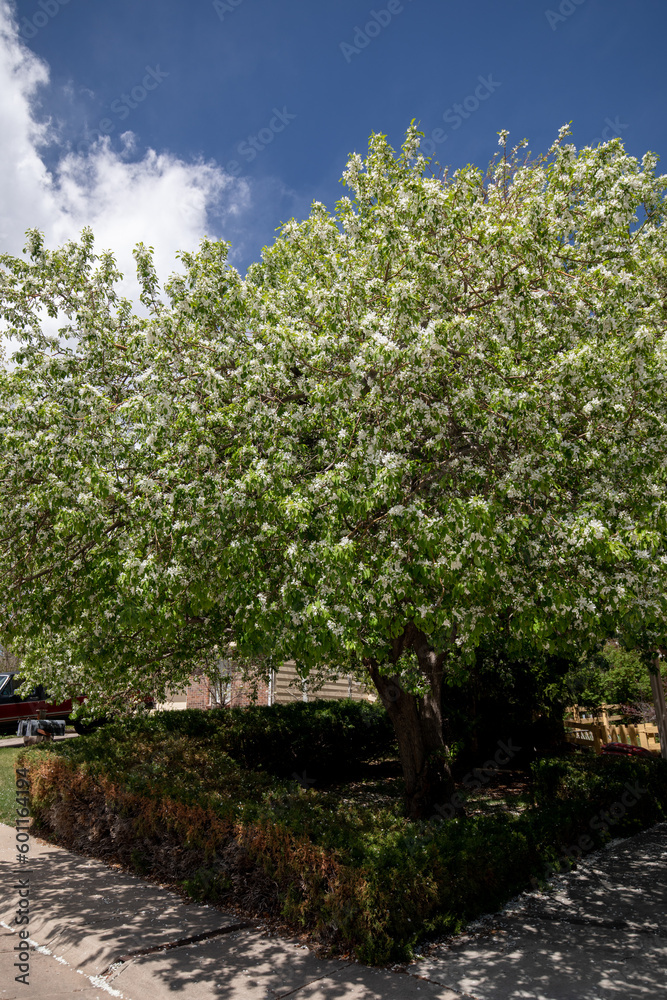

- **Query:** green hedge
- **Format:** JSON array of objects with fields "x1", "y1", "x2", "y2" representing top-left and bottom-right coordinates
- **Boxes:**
[
  {"x1": 121, "y1": 698, "x2": 397, "y2": 782},
  {"x1": 20, "y1": 707, "x2": 667, "y2": 966},
  {"x1": 527, "y1": 754, "x2": 667, "y2": 873}
]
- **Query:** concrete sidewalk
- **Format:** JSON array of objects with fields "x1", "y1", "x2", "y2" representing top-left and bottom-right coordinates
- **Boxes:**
[
  {"x1": 406, "y1": 822, "x2": 667, "y2": 1000},
  {"x1": 0, "y1": 823, "x2": 455, "y2": 998},
  {"x1": 1, "y1": 821, "x2": 666, "y2": 999}
]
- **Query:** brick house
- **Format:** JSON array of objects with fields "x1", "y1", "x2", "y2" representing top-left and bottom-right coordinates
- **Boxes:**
[{"x1": 157, "y1": 660, "x2": 375, "y2": 711}]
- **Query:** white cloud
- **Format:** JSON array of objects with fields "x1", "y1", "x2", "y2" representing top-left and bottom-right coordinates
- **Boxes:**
[{"x1": 0, "y1": 0, "x2": 250, "y2": 308}]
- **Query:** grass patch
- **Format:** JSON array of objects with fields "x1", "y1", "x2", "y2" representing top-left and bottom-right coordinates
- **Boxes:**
[{"x1": 0, "y1": 747, "x2": 24, "y2": 826}]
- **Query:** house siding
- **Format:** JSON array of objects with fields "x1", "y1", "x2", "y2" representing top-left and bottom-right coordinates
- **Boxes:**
[{"x1": 155, "y1": 661, "x2": 375, "y2": 711}]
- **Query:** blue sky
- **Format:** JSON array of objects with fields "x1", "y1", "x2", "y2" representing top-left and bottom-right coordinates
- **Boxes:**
[{"x1": 1, "y1": 0, "x2": 666, "y2": 286}]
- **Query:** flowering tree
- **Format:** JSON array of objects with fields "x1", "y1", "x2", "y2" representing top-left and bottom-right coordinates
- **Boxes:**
[
  {"x1": 0, "y1": 644, "x2": 20, "y2": 673},
  {"x1": 1, "y1": 126, "x2": 666, "y2": 815}
]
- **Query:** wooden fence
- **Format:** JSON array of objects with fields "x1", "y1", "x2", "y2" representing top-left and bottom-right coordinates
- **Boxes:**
[{"x1": 564, "y1": 705, "x2": 662, "y2": 754}]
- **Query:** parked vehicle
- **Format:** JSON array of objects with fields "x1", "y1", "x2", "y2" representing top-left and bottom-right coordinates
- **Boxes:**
[
  {"x1": 600, "y1": 741, "x2": 656, "y2": 759},
  {"x1": 0, "y1": 671, "x2": 84, "y2": 734}
]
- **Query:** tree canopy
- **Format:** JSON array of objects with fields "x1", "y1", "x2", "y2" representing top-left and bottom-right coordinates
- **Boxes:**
[{"x1": 1, "y1": 125, "x2": 666, "y2": 814}]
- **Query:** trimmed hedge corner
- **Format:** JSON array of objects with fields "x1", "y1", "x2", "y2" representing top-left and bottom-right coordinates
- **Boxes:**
[{"x1": 18, "y1": 703, "x2": 667, "y2": 965}]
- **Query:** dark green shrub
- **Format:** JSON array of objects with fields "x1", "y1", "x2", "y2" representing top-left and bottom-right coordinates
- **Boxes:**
[
  {"x1": 89, "y1": 699, "x2": 396, "y2": 785},
  {"x1": 530, "y1": 755, "x2": 667, "y2": 848},
  {"x1": 532, "y1": 755, "x2": 667, "y2": 807},
  {"x1": 21, "y1": 718, "x2": 667, "y2": 967}
]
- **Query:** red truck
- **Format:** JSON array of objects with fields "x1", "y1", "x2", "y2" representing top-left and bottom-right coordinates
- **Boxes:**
[
  {"x1": 0, "y1": 671, "x2": 85, "y2": 734},
  {"x1": 0, "y1": 671, "x2": 154, "y2": 735}
]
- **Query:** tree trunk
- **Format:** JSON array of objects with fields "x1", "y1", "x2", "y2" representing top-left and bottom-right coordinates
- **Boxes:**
[{"x1": 366, "y1": 627, "x2": 458, "y2": 820}]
